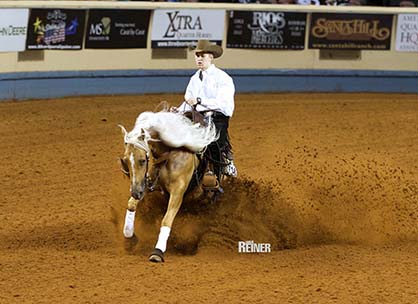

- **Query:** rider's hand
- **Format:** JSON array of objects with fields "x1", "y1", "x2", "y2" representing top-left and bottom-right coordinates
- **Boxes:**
[{"x1": 186, "y1": 98, "x2": 198, "y2": 106}]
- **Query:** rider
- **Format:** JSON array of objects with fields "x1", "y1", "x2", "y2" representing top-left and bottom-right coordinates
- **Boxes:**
[{"x1": 175, "y1": 39, "x2": 237, "y2": 181}]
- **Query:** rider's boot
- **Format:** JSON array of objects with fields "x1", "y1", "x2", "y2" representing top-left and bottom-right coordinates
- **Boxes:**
[
  {"x1": 224, "y1": 160, "x2": 237, "y2": 177},
  {"x1": 223, "y1": 152, "x2": 238, "y2": 177}
]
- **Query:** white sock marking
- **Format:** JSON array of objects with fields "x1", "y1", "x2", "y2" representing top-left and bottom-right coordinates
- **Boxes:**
[
  {"x1": 155, "y1": 226, "x2": 171, "y2": 252},
  {"x1": 123, "y1": 209, "x2": 136, "y2": 238}
]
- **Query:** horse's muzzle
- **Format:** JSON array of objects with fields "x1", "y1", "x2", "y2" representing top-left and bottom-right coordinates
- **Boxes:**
[
  {"x1": 130, "y1": 179, "x2": 147, "y2": 201},
  {"x1": 131, "y1": 190, "x2": 145, "y2": 201}
]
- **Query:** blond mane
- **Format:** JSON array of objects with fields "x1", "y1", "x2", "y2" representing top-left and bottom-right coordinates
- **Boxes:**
[{"x1": 126, "y1": 111, "x2": 218, "y2": 153}]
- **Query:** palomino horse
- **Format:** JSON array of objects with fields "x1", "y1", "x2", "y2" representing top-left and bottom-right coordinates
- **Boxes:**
[{"x1": 118, "y1": 110, "x2": 218, "y2": 262}]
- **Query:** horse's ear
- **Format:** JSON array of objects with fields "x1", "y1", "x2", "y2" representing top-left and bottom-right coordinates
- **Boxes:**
[
  {"x1": 118, "y1": 124, "x2": 128, "y2": 139},
  {"x1": 120, "y1": 158, "x2": 130, "y2": 177},
  {"x1": 154, "y1": 100, "x2": 169, "y2": 112}
]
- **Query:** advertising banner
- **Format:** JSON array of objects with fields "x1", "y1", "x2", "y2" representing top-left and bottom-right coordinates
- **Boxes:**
[
  {"x1": 26, "y1": 9, "x2": 85, "y2": 50},
  {"x1": 151, "y1": 9, "x2": 225, "y2": 48},
  {"x1": 227, "y1": 10, "x2": 306, "y2": 50},
  {"x1": 85, "y1": 9, "x2": 150, "y2": 49},
  {"x1": 309, "y1": 13, "x2": 392, "y2": 50},
  {"x1": 395, "y1": 14, "x2": 418, "y2": 52},
  {"x1": 0, "y1": 9, "x2": 29, "y2": 52}
]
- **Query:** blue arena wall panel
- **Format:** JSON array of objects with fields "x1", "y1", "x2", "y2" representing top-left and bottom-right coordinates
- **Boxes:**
[{"x1": 1, "y1": 69, "x2": 418, "y2": 101}]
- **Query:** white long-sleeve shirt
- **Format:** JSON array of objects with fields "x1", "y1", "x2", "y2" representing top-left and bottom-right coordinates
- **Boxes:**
[{"x1": 179, "y1": 64, "x2": 235, "y2": 117}]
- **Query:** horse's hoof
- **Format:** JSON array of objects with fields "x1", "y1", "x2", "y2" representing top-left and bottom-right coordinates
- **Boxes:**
[
  {"x1": 149, "y1": 248, "x2": 165, "y2": 263},
  {"x1": 123, "y1": 234, "x2": 138, "y2": 254},
  {"x1": 123, "y1": 228, "x2": 134, "y2": 238}
]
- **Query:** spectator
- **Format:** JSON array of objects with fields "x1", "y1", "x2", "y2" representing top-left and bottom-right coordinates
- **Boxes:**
[
  {"x1": 322, "y1": 0, "x2": 366, "y2": 5},
  {"x1": 383, "y1": 0, "x2": 418, "y2": 6},
  {"x1": 295, "y1": 0, "x2": 321, "y2": 5}
]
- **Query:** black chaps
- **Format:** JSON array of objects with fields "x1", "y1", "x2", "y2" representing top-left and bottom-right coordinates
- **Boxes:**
[{"x1": 206, "y1": 112, "x2": 232, "y2": 177}]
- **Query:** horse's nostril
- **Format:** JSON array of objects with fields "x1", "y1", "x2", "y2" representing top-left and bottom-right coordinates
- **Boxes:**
[{"x1": 131, "y1": 191, "x2": 143, "y2": 200}]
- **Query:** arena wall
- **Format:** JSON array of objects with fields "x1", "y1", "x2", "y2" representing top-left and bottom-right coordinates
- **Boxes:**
[{"x1": 1, "y1": 1, "x2": 418, "y2": 100}]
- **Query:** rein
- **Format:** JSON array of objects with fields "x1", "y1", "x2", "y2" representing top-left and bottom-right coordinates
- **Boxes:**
[
  {"x1": 127, "y1": 142, "x2": 152, "y2": 191},
  {"x1": 190, "y1": 106, "x2": 207, "y2": 126},
  {"x1": 152, "y1": 152, "x2": 171, "y2": 166},
  {"x1": 147, "y1": 151, "x2": 171, "y2": 192}
]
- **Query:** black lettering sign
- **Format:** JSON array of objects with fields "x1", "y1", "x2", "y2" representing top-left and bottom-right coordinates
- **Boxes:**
[
  {"x1": 85, "y1": 9, "x2": 150, "y2": 49},
  {"x1": 227, "y1": 11, "x2": 306, "y2": 50},
  {"x1": 163, "y1": 11, "x2": 202, "y2": 38},
  {"x1": 26, "y1": 9, "x2": 85, "y2": 50}
]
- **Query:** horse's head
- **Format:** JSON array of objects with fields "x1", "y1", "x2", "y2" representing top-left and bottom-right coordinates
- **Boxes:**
[{"x1": 119, "y1": 125, "x2": 149, "y2": 201}]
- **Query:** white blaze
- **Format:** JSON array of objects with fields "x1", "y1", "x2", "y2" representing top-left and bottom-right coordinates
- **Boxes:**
[{"x1": 129, "y1": 152, "x2": 136, "y2": 190}]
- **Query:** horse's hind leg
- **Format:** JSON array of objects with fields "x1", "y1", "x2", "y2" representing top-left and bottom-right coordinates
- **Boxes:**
[{"x1": 123, "y1": 196, "x2": 140, "y2": 238}]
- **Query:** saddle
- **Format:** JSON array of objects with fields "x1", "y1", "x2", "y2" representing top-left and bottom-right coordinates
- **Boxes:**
[
  {"x1": 187, "y1": 107, "x2": 223, "y2": 191},
  {"x1": 184, "y1": 109, "x2": 207, "y2": 127}
]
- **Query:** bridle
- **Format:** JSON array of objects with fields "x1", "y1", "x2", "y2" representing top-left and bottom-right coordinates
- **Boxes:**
[{"x1": 130, "y1": 143, "x2": 171, "y2": 192}]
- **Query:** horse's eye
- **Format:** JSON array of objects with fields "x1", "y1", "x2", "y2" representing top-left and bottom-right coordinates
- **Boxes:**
[{"x1": 138, "y1": 159, "x2": 146, "y2": 166}]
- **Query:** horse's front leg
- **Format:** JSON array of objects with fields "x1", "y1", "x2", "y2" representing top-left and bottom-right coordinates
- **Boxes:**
[
  {"x1": 123, "y1": 196, "x2": 140, "y2": 238},
  {"x1": 149, "y1": 187, "x2": 185, "y2": 263}
]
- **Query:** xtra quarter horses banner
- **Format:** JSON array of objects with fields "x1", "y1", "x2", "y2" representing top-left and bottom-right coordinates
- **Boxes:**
[
  {"x1": 309, "y1": 13, "x2": 393, "y2": 50},
  {"x1": 26, "y1": 9, "x2": 85, "y2": 50},
  {"x1": 0, "y1": 9, "x2": 29, "y2": 52},
  {"x1": 151, "y1": 9, "x2": 225, "y2": 48}
]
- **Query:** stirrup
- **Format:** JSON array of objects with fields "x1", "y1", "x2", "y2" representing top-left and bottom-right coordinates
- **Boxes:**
[{"x1": 202, "y1": 171, "x2": 220, "y2": 191}]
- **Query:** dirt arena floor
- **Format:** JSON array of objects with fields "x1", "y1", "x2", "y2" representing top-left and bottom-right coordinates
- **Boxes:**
[{"x1": 0, "y1": 93, "x2": 417, "y2": 303}]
